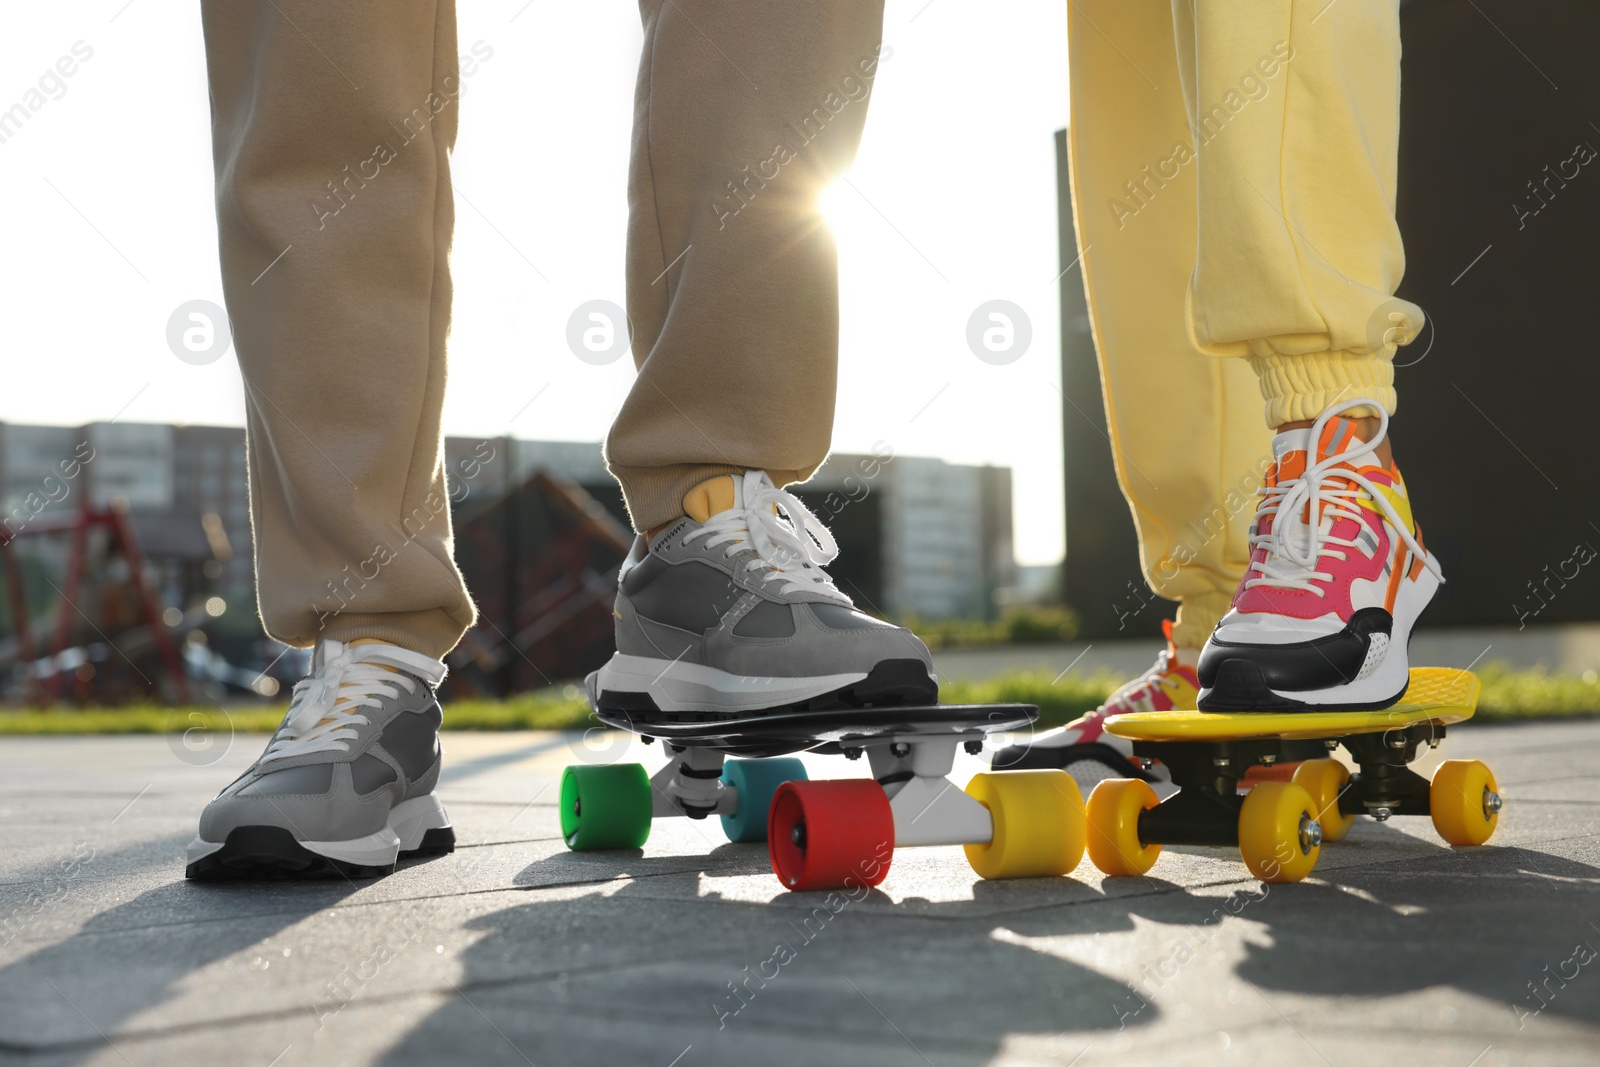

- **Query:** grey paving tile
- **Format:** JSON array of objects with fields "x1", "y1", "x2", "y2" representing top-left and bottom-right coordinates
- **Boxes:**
[{"x1": 1, "y1": 727, "x2": 1597, "y2": 1067}]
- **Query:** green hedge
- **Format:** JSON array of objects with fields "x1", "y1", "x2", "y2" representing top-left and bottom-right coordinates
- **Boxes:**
[
  {"x1": 1474, "y1": 663, "x2": 1600, "y2": 720},
  {"x1": 0, "y1": 689, "x2": 596, "y2": 736},
  {"x1": 901, "y1": 606, "x2": 1081, "y2": 650}
]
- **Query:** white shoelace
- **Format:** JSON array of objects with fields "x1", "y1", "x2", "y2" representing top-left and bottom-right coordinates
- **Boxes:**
[
  {"x1": 1246, "y1": 399, "x2": 1444, "y2": 597},
  {"x1": 263, "y1": 641, "x2": 447, "y2": 761},
  {"x1": 682, "y1": 470, "x2": 852, "y2": 602}
]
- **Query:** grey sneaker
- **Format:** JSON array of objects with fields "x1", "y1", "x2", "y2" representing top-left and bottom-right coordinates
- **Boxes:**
[
  {"x1": 185, "y1": 639, "x2": 455, "y2": 879},
  {"x1": 589, "y1": 470, "x2": 937, "y2": 713}
]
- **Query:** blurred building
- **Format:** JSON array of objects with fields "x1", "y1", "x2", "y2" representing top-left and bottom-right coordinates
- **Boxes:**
[
  {"x1": 1053, "y1": 129, "x2": 1155, "y2": 640},
  {"x1": 444, "y1": 436, "x2": 1016, "y2": 622},
  {"x1": 0, "y1": 422, "x2": 1017, "y2": 627},
  {"x1": 0, "y1": 422, "x2": 252, "y2": 619},
  {"x1": 807, "y1": 453, "x2": 1015, "y2": 621},
  {"x1": 0, "y1": 423, "x2": 1016, "y2": 697}
]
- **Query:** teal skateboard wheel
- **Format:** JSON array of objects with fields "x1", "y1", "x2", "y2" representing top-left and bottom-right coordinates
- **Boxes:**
[
  {"x1": 560, "y1": 763, "x2": 652, "y2": 850},
  {"x1": 719, "y1": 757, "x2": 808, "y2": 843}
]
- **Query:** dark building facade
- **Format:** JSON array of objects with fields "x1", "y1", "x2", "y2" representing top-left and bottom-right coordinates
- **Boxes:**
[{"x1": 1060, "y1": 0, "x2": 1600, "y2": 636}]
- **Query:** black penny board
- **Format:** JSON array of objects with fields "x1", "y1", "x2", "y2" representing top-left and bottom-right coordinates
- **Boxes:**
[{"x1": 593, "y1": 703, "x2": 1038, "y2": 758}]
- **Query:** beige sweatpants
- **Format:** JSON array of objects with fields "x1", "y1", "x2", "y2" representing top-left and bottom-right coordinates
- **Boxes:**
[
  {"x1": 202, "y1": 0, "x2": 883, "y2": 658},
  {"x1": 1067, "y1": 0, "x2": 1421, "y2": 648}
]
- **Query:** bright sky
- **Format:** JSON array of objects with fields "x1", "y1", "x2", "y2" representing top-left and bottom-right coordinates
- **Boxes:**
[{"x1": 1, "y1": 1, "x2": 1069, "y2": 565}]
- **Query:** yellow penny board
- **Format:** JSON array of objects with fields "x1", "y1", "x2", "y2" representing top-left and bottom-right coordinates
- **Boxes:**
[{"x1": 1104, "y1": 667, "x2": 1479, "y2": 742}]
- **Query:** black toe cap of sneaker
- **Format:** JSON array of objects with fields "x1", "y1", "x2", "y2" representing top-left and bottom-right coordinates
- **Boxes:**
[{"x1": 1196, "y1": 607, "x2": 1393, "y2": 710}]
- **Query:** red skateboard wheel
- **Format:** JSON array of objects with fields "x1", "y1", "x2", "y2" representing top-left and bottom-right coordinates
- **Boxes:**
[
  {"x1": 1240, "y1": 762, "x2": 1302, "y2": 787},
  {"x1": 768, "y1": 779, "x2": 895, "y2": 892}
]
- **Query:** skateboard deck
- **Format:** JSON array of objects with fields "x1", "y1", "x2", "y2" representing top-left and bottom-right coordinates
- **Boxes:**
[
  {"x1": 1104, "y1": 667, "x2": 1479, "y2": 742},
  {"x1": 594, "y1": 702, "x2": 1037, "y2": 758}
]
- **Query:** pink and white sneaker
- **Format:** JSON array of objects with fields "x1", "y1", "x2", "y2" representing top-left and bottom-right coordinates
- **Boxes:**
[
  {"x1": 1197, "y1": 399, "x2": 1444, "y2": 711},
  {"x1": 992, "y1": 620, "x2": 1198, "y2": 788}
]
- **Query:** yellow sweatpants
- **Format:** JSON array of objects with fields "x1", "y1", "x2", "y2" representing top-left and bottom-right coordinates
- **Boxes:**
[{"x1": 1067, "y1": 0, "x2": 1423, "y2": 648}]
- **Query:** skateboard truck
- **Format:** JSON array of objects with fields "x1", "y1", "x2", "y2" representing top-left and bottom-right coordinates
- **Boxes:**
[
  {"x1": 648, "y1": 744, "x2": 733, "y2": 819},
  {"x1": 864, "y1": 731, "x2": 994, "y2": 848}
]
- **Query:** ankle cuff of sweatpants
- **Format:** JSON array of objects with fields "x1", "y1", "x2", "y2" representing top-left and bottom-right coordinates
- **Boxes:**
[
  {"x1": 1248, "y1": 351, "x2": 1396, "y2": 428},
  {"x1": 1171, "y1": 590, "x2": 1235, "y2": 650},
  {"x1": 315, "y1": 610, "x2": 468, "y2": 662},
  {"x1": 610, "y1": 462, "x2": 808, "y2": 532}
]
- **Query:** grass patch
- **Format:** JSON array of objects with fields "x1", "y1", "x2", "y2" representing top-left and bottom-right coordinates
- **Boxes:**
[
  {"x1": 904, "y1": 606, "x2": 1081, "y2": 649},
  {"x1": 1477, "y1": 663, "x2": 1600, "y2": 721},
  {"x1": 0, "y1": 687, "x2": 598, "y2": 736},
  {"x1": 940, "y1": 663, "x2": 1600, "y2": 728},
  {"x1": 940, "y1": 662, "x2": 1600, "y2": 728},
  {"x1": 0, "y1": 663, "x2": 1593, "y2": 735},
  {"x1": 436, "y1": 691, "x2": 595, "y2": 731},
  {"x1": 0, "y1": 706, "x2": 290, "y2": 736}
]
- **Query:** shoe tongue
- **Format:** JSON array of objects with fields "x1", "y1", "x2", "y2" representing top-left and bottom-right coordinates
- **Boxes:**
[
  {"x1": 683, "y1": 471, "x2": 781, "y2": 523},
  {"x1": 1311, "y1": 416, "x2": 1373, "y2": 464},
  {"x1": 682, "y1": 475, "x2": 740, "y2": 523},
  {"x1": 1271, "y1": 427, "x2": 1311, "y2": 461},
  {"x1": 309, "y1": 639, "x2": 345, "y2": 674}
]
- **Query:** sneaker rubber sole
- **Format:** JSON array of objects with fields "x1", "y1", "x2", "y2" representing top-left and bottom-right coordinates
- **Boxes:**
[
  {"x1": 185, "y1": 794, "x2": 454, "y2": 881},
  {"x1": 591, "y1": 656, "x2": 938, "y2": 714}
]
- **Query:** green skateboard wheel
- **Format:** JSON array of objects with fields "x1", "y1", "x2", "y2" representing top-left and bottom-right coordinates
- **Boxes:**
[
  {"x1": 560, "y1": 763, "x2": 652, "y2": 850},
  {"x1": 720, "y1": 758, "x2": 809, "y2": 843}
]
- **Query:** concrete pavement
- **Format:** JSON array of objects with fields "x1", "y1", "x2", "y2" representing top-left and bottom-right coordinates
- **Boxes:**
[{"x1": 2, "y1": 720, "x2": 1598, "y2": 1066}]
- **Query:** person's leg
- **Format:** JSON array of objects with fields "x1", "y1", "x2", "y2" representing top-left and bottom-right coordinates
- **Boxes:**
[
  {"x1": 1176, "y1": 0, "x2": 1421, "y2": 420},
  {"x1": 1065, "y1": 0, "x2": 1269, "y2": 656},
  {"x1": 204, "y1": 1, "x2": 474, "y2": 658},
  {"x1": 996, "y1": 0, "x2": 1266, "y2": 781},
  {"x1": 608, "y1": 0, "x2": 885, "y2": 527},
  {"x1": 590, "y1": 0, "x2": 936, "y2": 714},
  {"x1": 1176, "y1": 0, "x2": 1442, "y2": 710},
  {"x1": 189, "y1": 0, "x2": 468, "y2": 878}
]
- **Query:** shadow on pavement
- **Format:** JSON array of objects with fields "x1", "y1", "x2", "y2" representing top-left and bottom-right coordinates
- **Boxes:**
[
  {"x1": 377, "y1": 849, "x2": 1180, "y2": 1066},
  {"x1": 0, "y1": 858, "x2": 382, "y2": 1062},
  {"x1": 383, "y1": 831, "x2": 1600, "y2": 1065},
  {"x1": 1232, "y1": 840, "x2": 1600, "y2": 1032},
  {"x1": 6, "y1": 824, "x2": 1594, "y2": 1064}
]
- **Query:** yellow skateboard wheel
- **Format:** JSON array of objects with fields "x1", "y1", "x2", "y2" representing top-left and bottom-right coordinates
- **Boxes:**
[
  {"x1": 1086, "y1": 778, "x2": 1161, "y2": 877},
  {"x1": 1430, "y1": 759, "x2": 1501, "y2": 846},
  {"x1": 963, "y1": 770, "x2": 1085, "y2": 880},
  {"x1": 1292, "y1": 759, "x2": 1357, "y2": 843},
  {"x1": 1238, "y1": 782, "x2": 1321, "y2": 883}
]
